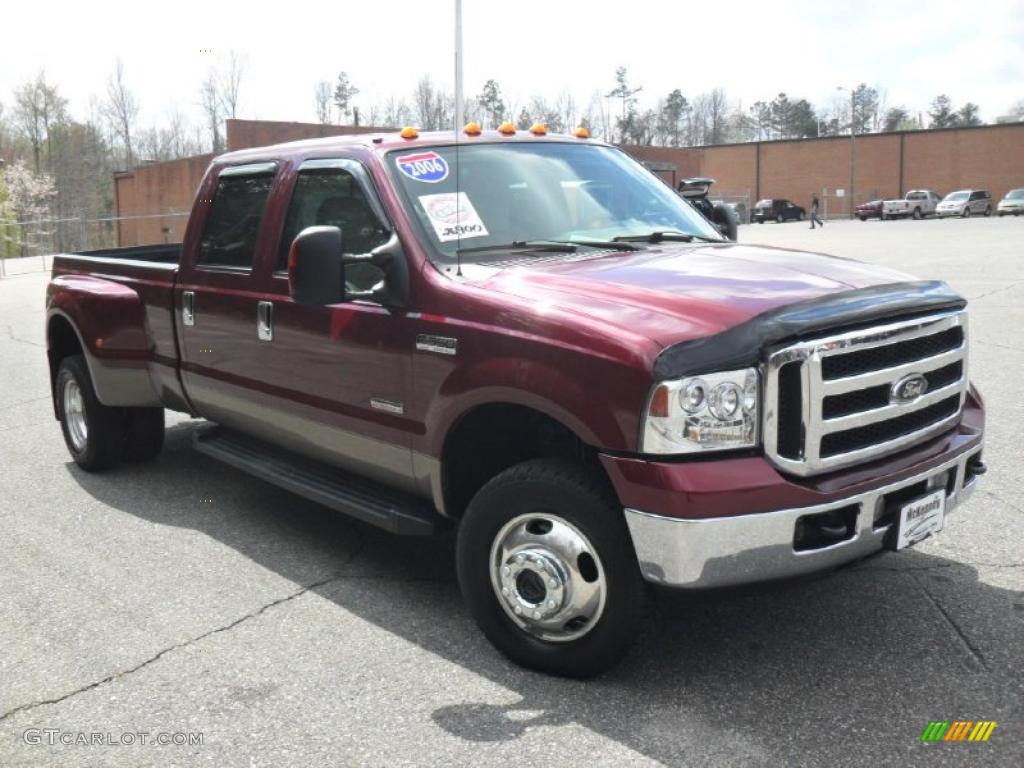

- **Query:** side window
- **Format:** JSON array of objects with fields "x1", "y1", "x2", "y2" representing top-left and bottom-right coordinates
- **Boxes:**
[
  {"x1": 197, "y1": 169, "x2": 276, "y2": 269},
  {"x1": 278, "y1": 167, "x2": 388, "y2": 264},
  {"x1": 277, "y1": 165, "x2": 390, "y2": 290}
]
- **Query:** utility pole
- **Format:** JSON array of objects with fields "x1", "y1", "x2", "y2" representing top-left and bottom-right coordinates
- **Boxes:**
[
  {"x1": 454, "y1": 0, "x2": 464, "y2": 130},
  {"x1": 837, "y1": 85, "x2": 857, "y2": 218}
]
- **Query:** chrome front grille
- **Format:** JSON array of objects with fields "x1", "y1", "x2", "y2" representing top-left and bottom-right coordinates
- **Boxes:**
[{"x1": 763, "y1": 310, "x2": 968, "y2": 476}]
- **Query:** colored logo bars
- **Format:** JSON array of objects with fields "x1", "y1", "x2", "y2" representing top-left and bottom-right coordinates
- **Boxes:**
[{"x1": 921, "y1": 721, "x2": 997, "y2": 742}]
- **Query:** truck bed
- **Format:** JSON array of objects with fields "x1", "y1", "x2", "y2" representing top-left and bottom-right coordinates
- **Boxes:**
[{"x1": 73, "y1": 243, "x2": 182, "y2": 264}]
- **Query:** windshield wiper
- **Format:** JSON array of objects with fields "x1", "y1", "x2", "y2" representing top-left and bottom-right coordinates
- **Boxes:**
[
  {"x1": 456, "y1": 240, "x2": 578, "y2": 256},
  {"x1": 565, "y1": 239, "x2": 641, "y2": 252},
  {"x1": 613, "y1": 231, "x2": 720, "y2": 244}
]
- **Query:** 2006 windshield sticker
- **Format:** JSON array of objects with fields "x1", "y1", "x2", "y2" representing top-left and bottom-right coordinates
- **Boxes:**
[
  {"x1": 419, "y1": 193, "x2": 489, "y2": 242},
  {"x1": 396, "y1": 151, "x2": 449, "y2": 183}
]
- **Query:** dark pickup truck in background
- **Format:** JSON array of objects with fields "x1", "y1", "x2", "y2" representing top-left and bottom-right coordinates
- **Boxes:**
[{"x1": 46, "y1": 127, "x2": 986, "y2": 677}]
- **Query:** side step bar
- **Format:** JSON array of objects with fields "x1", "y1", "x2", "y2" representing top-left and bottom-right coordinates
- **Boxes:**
[{"x1": 193, "y1": 428, "x2": 446, "y2": 536}]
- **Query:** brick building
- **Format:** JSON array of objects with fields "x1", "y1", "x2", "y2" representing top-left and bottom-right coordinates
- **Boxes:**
[
  {"x1": 625, "y1": 122, "x2": 1024, "y2": 216},
  {"x1": 114, "y1": 119, "x2": 1024, "y2": 245}
]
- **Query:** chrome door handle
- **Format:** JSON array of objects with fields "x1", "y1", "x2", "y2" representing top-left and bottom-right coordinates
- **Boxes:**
[
  {"x1": 182, "y1": 291, "x2": 195, "y2": 326},
  {"x1": 257, "y1": 301, "x2": 273, "y2": 341}
]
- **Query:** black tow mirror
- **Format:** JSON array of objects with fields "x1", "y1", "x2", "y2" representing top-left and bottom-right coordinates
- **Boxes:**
[{"x1": 288, "y1": 226, "x2": 345, "y2": 305}]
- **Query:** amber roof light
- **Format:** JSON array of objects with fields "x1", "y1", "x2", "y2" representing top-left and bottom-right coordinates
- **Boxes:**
[
  {"x1": 498, "y1": 122, "x2": 516, "y2": 135},
  {"x1": 399, "y1": 126, "x2": 419, "y2": 139},
  {"x1": 574, "y1": 126, "x2": 591, "y2": 139},
  {"x1": 529, "y1": 123, "x2": 548, "y2": 136},
  {"x1": 463, "y1": 122, "x2": 482, "y2": 136}
]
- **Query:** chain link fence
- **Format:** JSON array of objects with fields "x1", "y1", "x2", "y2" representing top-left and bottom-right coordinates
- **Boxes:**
[{"x1": 0, "y1": 213, "x2": 189, "y2": 278}]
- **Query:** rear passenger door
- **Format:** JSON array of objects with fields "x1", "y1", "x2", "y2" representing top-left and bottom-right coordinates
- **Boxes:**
[{"x1": 178, "y1": 162, "x2": 278, "y2": 432}]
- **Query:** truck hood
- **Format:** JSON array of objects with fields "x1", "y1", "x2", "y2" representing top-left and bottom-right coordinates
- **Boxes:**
[{"x1": 478, "y1": 242, "x2": 915, "y2": 347}]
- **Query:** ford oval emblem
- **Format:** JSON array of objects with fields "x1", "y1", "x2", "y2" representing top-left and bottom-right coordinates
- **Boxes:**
[{"x1": 890, "y1": 373, "x2": 929, "y2": 404}]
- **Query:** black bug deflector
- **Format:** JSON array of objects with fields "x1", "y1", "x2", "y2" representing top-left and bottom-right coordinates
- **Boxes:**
[{"x1": 653, "y1": 280, "x2": 966, "y2": 380}]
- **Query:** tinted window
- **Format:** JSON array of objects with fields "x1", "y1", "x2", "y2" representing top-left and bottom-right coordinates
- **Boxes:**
[
  {"x1": 198, "y1": 171, "x2": 276, "y2": 269},
  {"x1": 277, "y1": 166, "x2": 389, "y2": 271}
]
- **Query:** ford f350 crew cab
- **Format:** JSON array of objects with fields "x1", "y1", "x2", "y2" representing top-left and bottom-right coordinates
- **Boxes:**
[{"x1": 46, "y1": 127, "x2": 986, "y2": 677}]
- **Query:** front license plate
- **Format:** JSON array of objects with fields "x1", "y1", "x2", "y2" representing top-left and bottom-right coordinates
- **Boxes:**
[{"x1": 895, "y1": 489, "x2": 945, "y2": 550}]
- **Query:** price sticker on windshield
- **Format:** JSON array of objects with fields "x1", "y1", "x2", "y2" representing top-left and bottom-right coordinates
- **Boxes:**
[
  {"x1": 419, "y1": 192, "x2": 489, "y2": 242},
  {"x1": 396, "y1": 151, "x2": 449, "y2": 183}
]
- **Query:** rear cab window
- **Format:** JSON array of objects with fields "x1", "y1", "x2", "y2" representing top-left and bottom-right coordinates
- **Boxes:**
[{"x1": 197, "y1": 162, "x2": 277, "y2": 270}]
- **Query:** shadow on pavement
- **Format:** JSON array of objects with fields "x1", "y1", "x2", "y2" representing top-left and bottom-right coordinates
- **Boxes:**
[{"x1": 70, "y1": 420, "x2": 1024, "y2": 766}]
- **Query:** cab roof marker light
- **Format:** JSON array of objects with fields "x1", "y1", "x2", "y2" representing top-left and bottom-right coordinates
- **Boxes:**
[
  {"x1": 574, "y1": 126, "x2": 591, "y2": 139},
  {"x1": 498, "y1": 122, "x2": 516, "y2": 136},
  {"x1": 463, "y1": 122, "x2": 482, "y2": 136},
  {"x1": 399, "y1": 126, "x2": 419, "y2": 139},
  {"x1": 529, "y1": 122, "x2": 548, "y2": 136}
]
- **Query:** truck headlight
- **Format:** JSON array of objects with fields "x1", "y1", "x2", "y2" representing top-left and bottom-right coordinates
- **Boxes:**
[{"x1": 641, "y1": 368, "x2": 759, "y2": 454}]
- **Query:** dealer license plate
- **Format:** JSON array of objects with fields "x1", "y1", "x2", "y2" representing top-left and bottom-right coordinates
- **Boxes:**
[{"x1": 895, "y1": 489, "x2": 946, "y2": 550}]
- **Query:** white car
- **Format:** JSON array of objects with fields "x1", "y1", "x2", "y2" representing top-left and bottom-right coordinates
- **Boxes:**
[
  {"x1": 881, "y1": 190, "x2": 941, "y2": 220},
  {"x1": 936, "y1": 189, "x2": 993, "y2": 218},
  {"x1": 997, "y1": 188, "x2": 1024, "y2": 216}
]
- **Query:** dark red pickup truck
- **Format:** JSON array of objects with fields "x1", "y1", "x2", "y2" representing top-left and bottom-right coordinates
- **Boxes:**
[{"x1": 46, "y1": 127, "x2": 986, "y2": 676}]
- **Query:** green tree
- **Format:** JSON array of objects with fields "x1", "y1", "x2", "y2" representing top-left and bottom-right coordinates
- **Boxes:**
[
  {"x1": 957, "y1": 102, "x2": 982, "y2": 127},
  {"x1": 656, "y1": 89, "x2": 689, "y2": 147},
  {"x1": 606, "y1": 67, "x2": 642, "y2": 143},
  {"x1": 477, "y1": 79, "x2": 505, "y2": 128},
  {"x1": 928, "y1": 95, "x2": 958, "y2": 128},
  {"x1": 333, "y1": 72, "x2": 360, "y2": 124},
  {"x1": 850, "y1": 84, "x2": 879, "y2": 134},
  {"x1": 883, "y1": 106, "x2": 910, "y2": 132}
]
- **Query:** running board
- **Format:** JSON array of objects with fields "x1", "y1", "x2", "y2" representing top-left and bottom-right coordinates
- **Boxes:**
[{"x1": 193, "y1": 428, "x2": 445, "y2": 536}]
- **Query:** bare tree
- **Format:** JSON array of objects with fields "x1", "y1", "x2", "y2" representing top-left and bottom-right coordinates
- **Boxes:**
[
  {"x1": 199, "y1": 69, "x2": 223, "y2": 153},
  {"x1": 102, "y1": 59, "x2": 139, "y2": 169},
  {"x1": 382, "y1": 96, "x2": 411, "y2": 128},
  {"x1": 218, "y1": 50, "x2": 246, "y2": 119},
  {"x1": 314, "y1": 81, "x2": 332, "y2": 124}
]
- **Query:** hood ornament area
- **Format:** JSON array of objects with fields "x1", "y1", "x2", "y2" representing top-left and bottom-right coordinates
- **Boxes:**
[{"x1": 890, "y1": 373, "x2": 929, "y2": 404}]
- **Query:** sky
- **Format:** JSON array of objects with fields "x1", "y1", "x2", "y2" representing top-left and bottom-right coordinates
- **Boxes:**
[{"x1": 2, "y1": 0, "x2": 1022, "y2": 130}]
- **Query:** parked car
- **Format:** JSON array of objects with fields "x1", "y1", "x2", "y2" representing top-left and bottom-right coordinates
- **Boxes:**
[
  {"x1": 714, "y1": 200, "x2": 749, "y2": 225},
  {"x1": 997, "y1": 188, "x2": 1024, "y2": 216},
  {"x1": 881, "y1": 190, "x2": 942, "y2": 220},
  {"x1": 855, "y1": 200, "x2": 884, "y2": 221},
  {"x1": 936, "y1": 189, "x2": 993, "y2": 218},
  {"x1": 752, "y1": 198, "x2": 805, "y2": 223},
  {"x1": 45, "y1": 129, "x2": 985, "y2": 677}
]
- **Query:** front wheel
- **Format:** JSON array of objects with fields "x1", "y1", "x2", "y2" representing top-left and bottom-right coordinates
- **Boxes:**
[
  {"x1": 776, "y1": 214, "x2": 784, "y2": 223},
  {"x1": 984, "y1": 205, "x2": 992, "y2": 217},
  {"x1": 913, "y1": 207, "x2": 922, "y2": 220},
  {"x1": 858, "y1": 215, "x2": 866, "y2": 221},
  {"x1": 456, "y1": 459, "x2": 646, "y2": 678}
]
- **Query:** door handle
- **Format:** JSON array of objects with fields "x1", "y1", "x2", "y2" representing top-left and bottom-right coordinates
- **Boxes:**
[
  {"x1": 257, "y1": 301, "x2": 273, "y2": 341},
  {"x1": 182, "y1": 291, "x2": 195, "y2": 326}
]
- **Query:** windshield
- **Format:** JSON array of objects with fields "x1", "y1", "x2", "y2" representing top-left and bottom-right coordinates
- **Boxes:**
[
  {"x1": 387, "y1": 142, "x2": 722, "y2": 264},
  {"x1": 755, "y1": 199, "x2": 772, "y2": 207},
  {"x1": 1007, "y1": 189, "x2": 1024, "y2": 200},
  {"x1": 945, "y1": 191, "x2": 969, "y2": 202}
]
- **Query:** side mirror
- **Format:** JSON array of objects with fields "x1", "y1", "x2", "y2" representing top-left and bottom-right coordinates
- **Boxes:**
[
  {"x1": 712, "y1": 202, "x2": 738, "y2": 242},
  {"x1": 288, "y1": 226, "x2": 345, "y2": 305}
]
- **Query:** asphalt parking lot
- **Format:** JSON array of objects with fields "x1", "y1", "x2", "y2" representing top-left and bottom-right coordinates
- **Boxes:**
[{"x1": 1, "y1": 217, "x2": 1022, "y2": 767}]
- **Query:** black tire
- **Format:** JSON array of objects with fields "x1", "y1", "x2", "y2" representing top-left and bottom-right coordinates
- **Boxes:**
[
  {"x1": 962, "y1": 207, "x2": 971, "y2": 218},
  {"x1": 758, "y1": 219, "x2": 764, "y2": 224},
  {"x1": 858, "y1": 215, "x2": 866, "y2": 221},
  {"x1": 56, "y1": 355, "x2": 126, "y2": 472},
  {"x1": 123, "y1": 407, "x2": 165, "y2": 462},
  {"x1": 775, "y1": 214, "x2": 784, "y2": 223},
  {"x1": 984, "y1": 205, "x2": 992, "y2": 217},
  {"x1": 456, "y1": 458, "x2": 646, "y2": 678},
  {"x1": 797, "y1": 211, "x2": 805, "y2": 221},
  {"x1": 912, "y1": 207, "x2": 922, "y2": 220}
]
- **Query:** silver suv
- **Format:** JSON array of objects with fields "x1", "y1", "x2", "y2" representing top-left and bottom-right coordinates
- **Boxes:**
[{"x1": 936, "y1": 189, "x2": 993, "y2": 218}]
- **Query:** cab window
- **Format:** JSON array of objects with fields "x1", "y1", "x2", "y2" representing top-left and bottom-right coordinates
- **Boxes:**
[
  {"x1": 197, "y1": 167, "x2": 277, "y2": 269},
  {"x1": 277, "y1": 165, "x2": 390, "y2": 290}
]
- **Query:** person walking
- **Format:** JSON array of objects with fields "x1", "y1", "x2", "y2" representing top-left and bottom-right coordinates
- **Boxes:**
[{"x1": 810, "y1": 193, "x2": 824, "y2": 229}]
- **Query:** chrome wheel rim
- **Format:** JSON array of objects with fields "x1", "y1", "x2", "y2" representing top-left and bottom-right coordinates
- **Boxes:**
[
  {"x1": 489, "y1": 513, "x2": 606, "y2": 643},
  {"x1": 62, "y1": 378, "x2": 88, "y2": 451}
]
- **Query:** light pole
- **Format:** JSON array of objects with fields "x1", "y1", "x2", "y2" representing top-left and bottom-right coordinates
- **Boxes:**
[{"x1": 837, "y1": 86, "x2": 856, "y2": 218}]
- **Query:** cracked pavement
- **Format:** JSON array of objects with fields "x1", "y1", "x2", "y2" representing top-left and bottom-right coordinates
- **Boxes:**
[{"x1": 1, "y1": 218, "x2": 1022, "y2": 767}]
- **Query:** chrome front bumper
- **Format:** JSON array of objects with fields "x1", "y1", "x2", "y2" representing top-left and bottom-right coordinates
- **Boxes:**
[{"x1": 624, "y1": 444, "x2": 983, "y2": 589}]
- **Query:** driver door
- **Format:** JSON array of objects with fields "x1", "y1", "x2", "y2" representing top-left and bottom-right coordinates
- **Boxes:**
[{"x1": 254, "y1": 158, "x2": 418, "y2": 492}]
